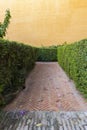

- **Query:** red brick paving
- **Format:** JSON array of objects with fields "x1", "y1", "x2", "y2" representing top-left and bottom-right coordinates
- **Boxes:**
[{"x1": 4, "y1": 62, "x2": 87, "y2": 111}]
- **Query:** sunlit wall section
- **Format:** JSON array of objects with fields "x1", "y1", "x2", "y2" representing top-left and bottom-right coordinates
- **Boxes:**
[{"x1": 0, "y1": 0, "x2": 87, "y2": 46}]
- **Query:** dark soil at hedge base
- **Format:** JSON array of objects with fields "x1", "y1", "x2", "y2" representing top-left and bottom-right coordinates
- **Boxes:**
[
  {"x1": 58, "y1": 39, "x2": 87, "y2": 98},
  {"x1": 0, "y1": 39, "x2": 38, "y2": 106}
]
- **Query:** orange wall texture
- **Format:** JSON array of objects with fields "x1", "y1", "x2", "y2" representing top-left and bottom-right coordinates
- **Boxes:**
[{"x1": 0, "y1": 0, "x2": 87, "y2": 46}]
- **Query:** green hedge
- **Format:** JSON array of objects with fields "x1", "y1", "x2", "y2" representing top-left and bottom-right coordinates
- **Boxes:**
[
  {"x1": 58, "y1": 39, "x2": 87, "y2": 98},
  {"x1": 0, "y1": 39, "x2": 38, "y2": 106},
  {"x1": 37, "y1": 46, "x2": 57, "y2": 62}
]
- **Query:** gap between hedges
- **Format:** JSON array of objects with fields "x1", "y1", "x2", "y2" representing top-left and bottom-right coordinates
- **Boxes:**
[
  {"x1": 0, "y1": 38, "x2": 87, "y2": 108},
  {"x1": 37, "y1": 46, "x2": 58, "y2": 62}
]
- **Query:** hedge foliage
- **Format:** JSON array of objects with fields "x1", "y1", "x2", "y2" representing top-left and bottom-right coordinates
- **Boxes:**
[
  {"x1": 58, "y1": 39, "x2": 87, "y2": 98},
  {"x1": 0, "y1": 9, "x2": 11, "y2": 38},
  {"x1": 0, "y1": 39, "x2": 38, "y2": 106},
  {"x1": 37, "y1": 46, "x2": 57, "y2": 62}
]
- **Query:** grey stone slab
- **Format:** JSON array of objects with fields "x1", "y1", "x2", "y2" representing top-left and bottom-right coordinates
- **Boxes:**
[{"x1": 0, "y1": 111, "x2": 87, "y2": 130}]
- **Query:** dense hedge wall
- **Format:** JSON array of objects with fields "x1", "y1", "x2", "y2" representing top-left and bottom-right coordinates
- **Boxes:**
[
  {"x1": 0, "y1": 39, "x2": 38, "y2": 106},
  {"x1": 37, "y1": 46, "x2": 57, "y2": 62},
  {"x1": 58, "y1": 39, "x2": 87, "y2": 98}
]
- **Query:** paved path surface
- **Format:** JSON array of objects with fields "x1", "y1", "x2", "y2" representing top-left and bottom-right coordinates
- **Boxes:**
[
  {"x1": 4, "y1": 62, "x2": 87, "y2": 111},
  {"x1": 1, "y1": 111, "x2": 87, "y2": 130}
]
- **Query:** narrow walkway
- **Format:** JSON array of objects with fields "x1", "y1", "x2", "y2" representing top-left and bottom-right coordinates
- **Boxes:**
[{"x1": 4, "y1": 62, "x2": 87, "y2": 111}]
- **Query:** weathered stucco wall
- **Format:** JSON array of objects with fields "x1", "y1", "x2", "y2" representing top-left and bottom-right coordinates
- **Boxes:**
[{"x1": 0, "y1": 0, "x2": 87, "y2": 46}]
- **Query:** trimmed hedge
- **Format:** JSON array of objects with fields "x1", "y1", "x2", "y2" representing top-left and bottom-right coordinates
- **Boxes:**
[
  {"x1": 37, "y1": 46, "x2": 57, "y2": 62},
  {"x1": 0, "y1": 39, "x2": 38, "y2": 106},
  {"x1": 58, "y1": 39, "x2": 87, "y2": 98}
]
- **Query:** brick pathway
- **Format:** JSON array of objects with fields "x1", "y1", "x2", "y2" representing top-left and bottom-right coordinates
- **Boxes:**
[
  {"x1": 1, "y1": 111, "x2": 87, "y2": 130},
  {"x1": 4, "y1": 62, "x2": 87, "y2": 111}
]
